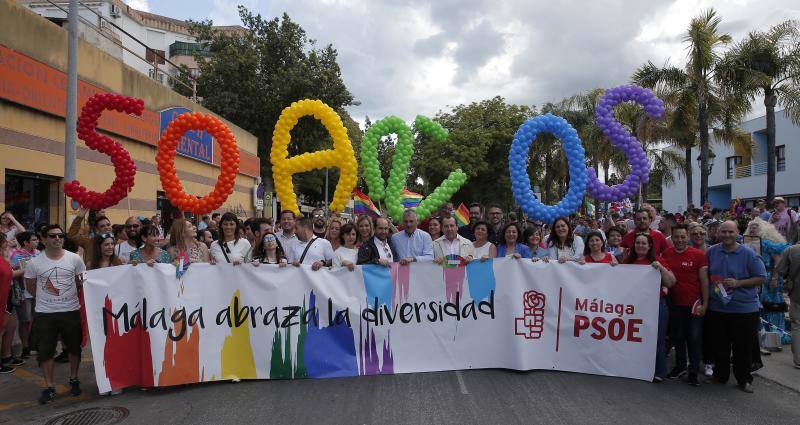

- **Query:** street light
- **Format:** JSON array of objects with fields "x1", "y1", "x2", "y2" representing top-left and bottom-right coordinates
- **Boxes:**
[{"x1": 696, "y1": 150, "x2": 717, "y2": 174}]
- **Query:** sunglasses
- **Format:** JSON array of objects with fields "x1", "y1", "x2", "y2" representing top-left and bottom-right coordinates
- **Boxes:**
[
  {"x1": 263, "y1": 235, "x2": 277, "y2": 243},
  {"x1": 100, "y1": 233, "x2": 115, "y2": 240},
  {"x1": 47, "y1": 233, "x2": 65, "y2": 239}
]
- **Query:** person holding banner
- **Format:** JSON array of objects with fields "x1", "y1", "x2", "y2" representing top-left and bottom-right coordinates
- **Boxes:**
[
  {"x1": 392, "y1": 210, "x2": 434, "y2": 265},
  {"x1": 706, "y1": 221, "x2": 767, "y2": 393},
  {"x1": 24, "y1": 225, "x2": 86, "y2": 404},
  {"x1": 433, "y1": 217, "x2": 475, "y2": 264},
  {"x1": 276, "y1": 210, "x2": 299, "y2": 258},
  {"x1": 210, "y1": 213, "x2": 251, "y2": 266},
  {"x1": 357, "y1": 218, "x2": 397, "y2": 266},
  {"x1": 129, "y1": 224, "x2": 172, "y2": 267},
  {"x1": 168, "y1": 219, "x2": 210, "y2": 264},
  {"x1": 87, "y1": 233, "x2": 123, "y2": 270},
  {"x1": 623, "y1": 233, "x2": 676, "y2": 383},
  {"x1": 583, "y1": 231, "x2": 617, "y2": 265},
  {"x1": 251, "y1": 232, "x2": 287, "y2": 266},
  {"x1": 472, "y1": 221, "x2": 497, "y2": 261},
  {"x1": 539, "y1": 217, "x2": 584, "y2": 263},
  {"x1": 333, "y1": 223, "x2": 359, "y2": 271},
  {"x1": 326, "y1": 217, "x2": 344, "y2": 252},
  {"x1": 289, "y1": 217, "x2": 333, "y2": 270},
  {"x1": 497, "y1": 222, "x2": 530, "y2": 259}
]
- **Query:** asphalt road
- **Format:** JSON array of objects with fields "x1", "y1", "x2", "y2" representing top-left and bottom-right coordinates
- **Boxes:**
[{"x1": 5, "y1": 368, "x2": 800, "y2": 425}]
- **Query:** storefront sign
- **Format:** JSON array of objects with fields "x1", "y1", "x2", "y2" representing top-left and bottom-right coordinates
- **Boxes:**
[{"x1": 159, "y1": 107, "x2": 214, "y2": 164}]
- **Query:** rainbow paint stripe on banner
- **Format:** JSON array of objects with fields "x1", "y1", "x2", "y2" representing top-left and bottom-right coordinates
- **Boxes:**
[
  {"x1": 353, "y1": 188, "x2": 381, "y2": 217},
  {"x1": 400, "y1": 189, "x2": 424, "y2": 208},
  {"x1": 454, "y1": 203, "x2": 470, "y2": 226}
]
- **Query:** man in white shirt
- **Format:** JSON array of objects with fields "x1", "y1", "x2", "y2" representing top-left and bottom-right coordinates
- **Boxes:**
[
  {"x1": 24, "y1": 224, "x2": 86, "y2": 404},
  {"x1": 115, "y1": 217, "x2": 141, "y2": 263},
  {"x1": 276, "y1": 210, "x2": 298, "y2": 257},
  {"x1": 391, "y1": 209, "x2": 434, "y2": 265},
  {"x1": 433, "y1": 217, "x2": 475, "y2": 264},
  {"x1": 289, "y1": 217, "x2": 333, "y2": 271}
]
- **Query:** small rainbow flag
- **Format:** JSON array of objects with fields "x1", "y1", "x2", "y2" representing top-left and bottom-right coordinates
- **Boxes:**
[
  {"x1": 454, "y1": 203, "x2": 470, "y2": 226},
  {"x1": 353, "y1": 188, "x2": 381, "y2": 217},
  {"x1": 401, "y1": 189, "x2": 424, "y2": 208}
]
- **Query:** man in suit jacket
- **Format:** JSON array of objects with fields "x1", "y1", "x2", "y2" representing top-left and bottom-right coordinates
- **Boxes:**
[
  {"x1": 357, "y1": 217, "x2": 397, "y2": 266},
  {"x1": 433, "y1": 217, "x2": 475, "y2": 264}
]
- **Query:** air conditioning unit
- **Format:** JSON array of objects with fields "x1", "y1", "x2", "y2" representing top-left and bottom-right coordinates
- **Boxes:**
[{"x1": 110, "y1": 4, "x2": 121, "y2": 18}]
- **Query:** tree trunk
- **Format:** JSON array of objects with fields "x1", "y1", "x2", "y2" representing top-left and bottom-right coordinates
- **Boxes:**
[
  {"x1": 698, "y1": 96, "x2": 710, "y2": 206},
  {"x1": 543, "y1": 150, "x2": 552, "y2": 204},
  {"x1": 603, "y1": 162, "x2": 610, "y2": 185},
  {"x1": 684, "y1": 145, "x2": 693, "y2": 209},
  {"x1": 765, "y1": 88, "x2": 777, "y2": 204}
]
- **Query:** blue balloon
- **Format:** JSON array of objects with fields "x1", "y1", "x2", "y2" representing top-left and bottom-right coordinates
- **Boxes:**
[{"x1": 508, "y1": 113, "x2": 588, "y2": 224}]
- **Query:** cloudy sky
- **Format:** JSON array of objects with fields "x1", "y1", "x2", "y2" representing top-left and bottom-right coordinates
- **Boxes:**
[{"x1": 127, "y1": 0, "x2": 800, "y2": 123}]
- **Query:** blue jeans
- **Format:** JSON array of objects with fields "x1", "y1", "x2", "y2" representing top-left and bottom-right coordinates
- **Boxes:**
[
  {"x1": 669, "y1": 306, "x2": 703, "y2": 375},
  {"x1": 655, "y1": 297, "x2": 669, "y2": 378}
]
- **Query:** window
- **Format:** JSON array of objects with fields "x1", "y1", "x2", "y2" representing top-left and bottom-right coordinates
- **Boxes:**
[
  {"x1": 777, "y1": 145, "x2": 786, "y2": 172},
  {"x1": 145, "y1": 48, "x2": 166, "y2": 65},
  {"x1": 726, "y1": 156, "x2": 742, "y2": 179}
]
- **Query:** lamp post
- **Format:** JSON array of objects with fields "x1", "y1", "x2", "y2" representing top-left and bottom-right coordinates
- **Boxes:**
[{"x1": 696, "y1": 150, "x2": 717, "y2": 175}]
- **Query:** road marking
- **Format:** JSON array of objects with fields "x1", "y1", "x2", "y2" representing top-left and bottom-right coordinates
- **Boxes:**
[{"x1": 455, "y1": 370, "x2": 469, "y2": 395}]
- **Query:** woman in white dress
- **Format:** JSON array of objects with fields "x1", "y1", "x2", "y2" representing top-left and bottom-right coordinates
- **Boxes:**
[
  {"x1": 209, "y1": 212, "x2": 251, "y2": 265},
  {"x1": 333, "y1": 223, "x2": 359, "y2": 271},
  {"x1": 472, "y1": 221, "x2": 497, "y2": 261}
]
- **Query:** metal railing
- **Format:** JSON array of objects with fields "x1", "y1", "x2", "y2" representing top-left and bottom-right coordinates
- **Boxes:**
[{"x1": 732, "y1": 161, "x2": 769, "y2": 179}]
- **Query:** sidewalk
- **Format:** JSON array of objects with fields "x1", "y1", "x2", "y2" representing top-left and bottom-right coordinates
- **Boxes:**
[{"x1": 755, "y1": 346, "x2": 800, "y2": 392}]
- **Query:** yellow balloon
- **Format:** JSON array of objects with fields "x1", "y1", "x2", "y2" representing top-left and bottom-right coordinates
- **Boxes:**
[{"x1": 270, "y1": 99, "x2": 358, "y2": 215}]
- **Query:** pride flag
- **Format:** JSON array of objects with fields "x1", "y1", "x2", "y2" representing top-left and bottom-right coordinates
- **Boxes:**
[
  {"x1": 454, "y1": 203, "x2": 470, "y2": 226},
  {"x1": 353, "y1": 188, "x2": 381, "y2": 217},
  {"x1": 401, "y1": 189, "x2": 424, "y2": 208}
]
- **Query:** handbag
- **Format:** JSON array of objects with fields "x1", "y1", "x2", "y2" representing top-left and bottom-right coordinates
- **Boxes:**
[{"x1": 9, "y1": 280, "x2": 24, "y2": 307}]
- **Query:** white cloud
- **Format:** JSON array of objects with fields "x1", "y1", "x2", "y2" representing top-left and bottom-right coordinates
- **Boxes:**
[{"x1": 123, "y1": 0, "x2": 150, "y2": 12}]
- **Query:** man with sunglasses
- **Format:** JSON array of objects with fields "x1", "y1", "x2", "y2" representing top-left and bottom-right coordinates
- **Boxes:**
[
  {"x1": 311, "y1": 208, "x2": 327, "y2": 238},
  {"x1": 24, "y1": 225, "x2": 86, "y2": 404},
  {"x1": 115, "y1": 217, "x2": 142, "y2": 263}
]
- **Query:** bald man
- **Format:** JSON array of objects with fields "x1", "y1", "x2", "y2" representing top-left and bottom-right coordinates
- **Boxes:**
[{"x1": 705, "y1": 221, "x2": 767, "y2": 393}]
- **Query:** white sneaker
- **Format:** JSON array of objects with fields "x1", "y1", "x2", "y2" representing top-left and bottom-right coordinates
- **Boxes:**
[{"x1": 704, "y1": 364, "x2": 714, "y2": 377}]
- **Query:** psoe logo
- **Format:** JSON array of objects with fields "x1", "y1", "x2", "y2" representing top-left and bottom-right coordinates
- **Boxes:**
[{"x1": 515, "y1": 290, "x2": 546, "y2": 339}]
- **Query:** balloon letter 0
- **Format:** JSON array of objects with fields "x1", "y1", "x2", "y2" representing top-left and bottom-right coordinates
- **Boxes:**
[
  {"x1": 270, "y1": 100, "x2": 358, "y2": 215},
  {"x1": 64, "y1": 93, "x2": 142, "y2": 210},
  {"x1": 587, "y1": 85, "x2": 664, "y2": 202},
  {"x1": 509, "y1": 113, "x2": 587, "y2": 224},
  {"x1": 157, "y1": 112, "x2": 240, "y2": 215}
]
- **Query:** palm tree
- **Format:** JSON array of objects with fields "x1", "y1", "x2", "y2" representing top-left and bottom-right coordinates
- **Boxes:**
[
  {"x1": 717, "y1": 20, "x2": 800, "y2": 203},
  {"x1": 686, "y1": 9, "x2": 733, "y2": 205}
]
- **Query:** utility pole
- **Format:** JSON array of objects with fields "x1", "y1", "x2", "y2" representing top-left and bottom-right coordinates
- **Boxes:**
[{"x1": 64, "y1": 0, "x2": 78, "y2": 184}]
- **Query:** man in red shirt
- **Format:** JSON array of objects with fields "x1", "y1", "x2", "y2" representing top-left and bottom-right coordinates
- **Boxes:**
[
  {"x1": 660, "y1": 224, "x2": 709, "y2": 386},
  {"x1": 621, "y1": 209, "x2": 669, "y2": 256}
]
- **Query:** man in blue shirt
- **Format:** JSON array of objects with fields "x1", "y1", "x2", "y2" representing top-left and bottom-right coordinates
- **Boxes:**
[
  {"x1": 706, "y1": 221, "x2": 766, "y2": 393},
  {"x1": 391, "y1": 209, "x2": 433, "y2": 265}
]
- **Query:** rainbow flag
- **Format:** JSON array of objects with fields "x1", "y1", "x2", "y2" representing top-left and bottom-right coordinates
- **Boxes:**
[
  {"x1": 353, "y1": 188, "x2": 381, "y2": 217},
  {"x1": 454, "y1": 203, "x2": 470, "y2": 226},
  {"x1": 401, "y1": 189, "x2": 424, "y2": 208}
]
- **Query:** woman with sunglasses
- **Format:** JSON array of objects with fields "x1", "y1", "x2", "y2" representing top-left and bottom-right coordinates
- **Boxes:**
[
  {"x1": 168, "y1": 219, "x2": 210, "y2": 264},
  {"x1": 130, "y1": 224, "x2": 172, "y2": 267},
  {"x1": 87, "y1": 233, "x2": 122, "y2": 270},
  {"x1": 689, "y1": 224, "x2": 709, "y2": 252},
  {"x1": 333, "y1": 223, "x2": 359, "y2": 271},
  {"x1": 251, "y1": 231, "x2": 287, "y2": 266},
  {"x1": 210, "y1": 212, "x2": 251, "y2": 265}
]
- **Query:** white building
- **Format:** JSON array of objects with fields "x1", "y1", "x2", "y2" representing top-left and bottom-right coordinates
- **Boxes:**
[
  {"x1": 661, "y1": 112, "x2": 798, "y2": 212},
  {"x1": 19, "y1": 0, "x2": 243, "y2": 91}
]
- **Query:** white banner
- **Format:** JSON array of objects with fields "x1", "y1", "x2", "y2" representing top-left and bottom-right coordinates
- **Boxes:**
[{"x1": 84, "y1": 259, "x2": 660, "y2": 393}]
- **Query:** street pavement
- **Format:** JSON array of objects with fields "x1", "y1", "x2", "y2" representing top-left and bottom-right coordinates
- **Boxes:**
[{"x1": 2, "y1": 347, "x2": 800, "y2": 425}]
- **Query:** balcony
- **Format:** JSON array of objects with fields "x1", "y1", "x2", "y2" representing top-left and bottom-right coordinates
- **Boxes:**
[
  {"x1": 169, "y1": 41, "x2": 211, "y2": 58},
  {"x1": 732, "y1": 162, "x2": 769, "y2": 179}
]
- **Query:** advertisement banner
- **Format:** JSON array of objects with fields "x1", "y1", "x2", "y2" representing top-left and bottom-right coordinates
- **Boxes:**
[{"x1": 84, "y1": 259, "x2": 660, "y2": 393}]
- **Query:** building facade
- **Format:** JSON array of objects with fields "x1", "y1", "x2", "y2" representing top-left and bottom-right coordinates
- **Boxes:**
[
  {"x1": 19, "y1": 0, "x2": 242, "y2": 92},
  {"x1": 661, "y1": 113, "x2": 798, "y2": 212},
  {"x1": 0, "y1": 0, "x2": 261, "y2": 230}
]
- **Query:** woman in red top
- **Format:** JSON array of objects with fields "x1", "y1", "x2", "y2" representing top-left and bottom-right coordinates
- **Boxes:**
[
  {"x1": 624, "y1": 232, "x2": 676, "y2": 382},
  {"x1": 0, "y1": 234, "x2": 24, "y2": 373},
  {"x1": 583, "y1": 231, "x2": 618, "y2": 265}
]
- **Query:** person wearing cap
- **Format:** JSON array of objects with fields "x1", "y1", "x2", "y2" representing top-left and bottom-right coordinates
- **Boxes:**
[{"x1": 768, "y1": 197, "x2": 797, "y2": 242}]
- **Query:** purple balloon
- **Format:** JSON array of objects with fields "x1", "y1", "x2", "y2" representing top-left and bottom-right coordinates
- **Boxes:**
[{"x1": 587, "y1": 85, "x2": 663, "y2": 202}]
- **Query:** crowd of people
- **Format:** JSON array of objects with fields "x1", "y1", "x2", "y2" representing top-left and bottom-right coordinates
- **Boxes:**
[{"x1": 0, "y1": 195, "x2": 798, "y2": 403}]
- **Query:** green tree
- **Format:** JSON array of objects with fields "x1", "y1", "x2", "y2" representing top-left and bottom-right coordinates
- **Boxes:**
[
  {"x1": 413, "y1": 97, "x2": 535, "y2": 210},
  {"x1": 718, "y1": 20, "x2": 800, "y2": 203},
  {"x1": 188, "y1": 7, "x2": 356, "y2": 206}
]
